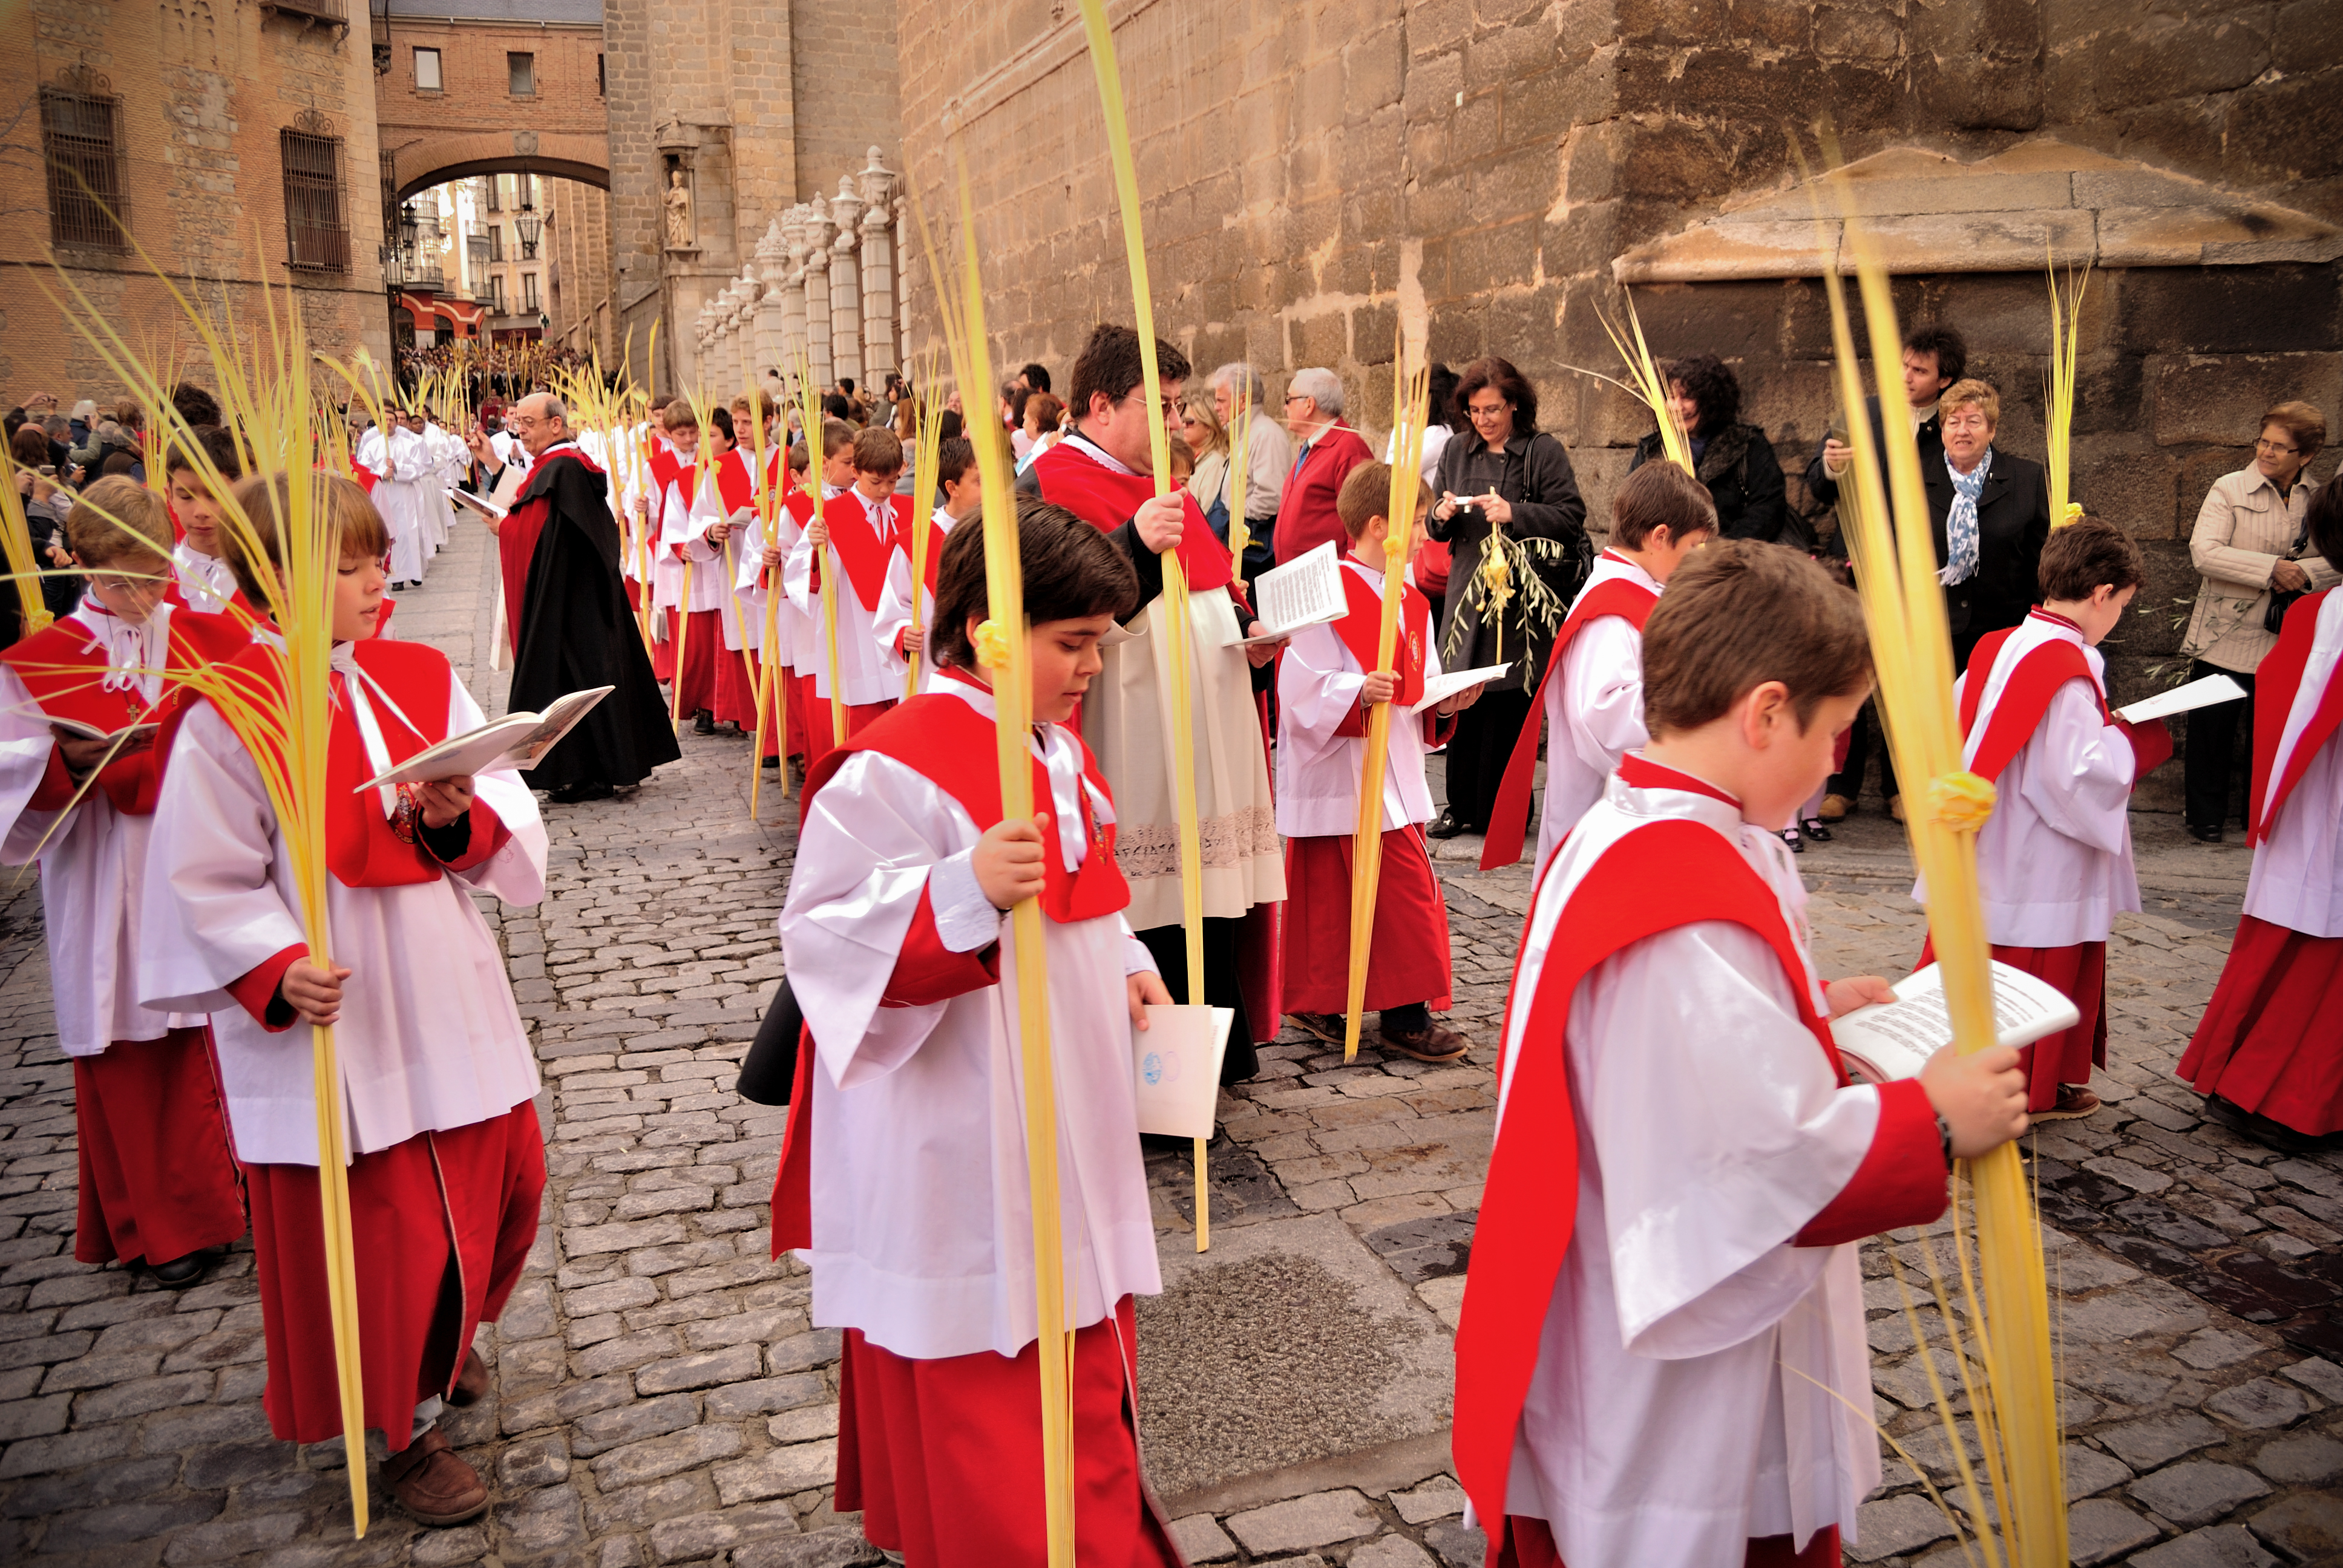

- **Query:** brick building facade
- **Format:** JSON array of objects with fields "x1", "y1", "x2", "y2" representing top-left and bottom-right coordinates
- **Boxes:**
[
  {"x1": 0, "y1": 0, "x2": 390, "y2": 406},
  {"x1": 898, "y1": 0, "x2": 2341, "y2": 803}
]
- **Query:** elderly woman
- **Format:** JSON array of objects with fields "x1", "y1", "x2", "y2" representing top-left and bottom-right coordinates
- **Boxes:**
[
  {"x1": 1927, "y1": 378, "x2": 2051, "y2": 664},
  {"x1": 1628, "y1": 353, "x2": 1790, "y2": 544},
  {"x1": 1424, "y1": 356, "x2": 1590, "y2": 838},
  {"x1": 2179, "y1": 401, "x2": 2337, "y2": 842}
]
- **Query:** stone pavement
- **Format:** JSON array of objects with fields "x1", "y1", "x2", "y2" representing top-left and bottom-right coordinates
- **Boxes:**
[{"x1": 0, "y1": 528, "x2": 2338, "y2": 1568}]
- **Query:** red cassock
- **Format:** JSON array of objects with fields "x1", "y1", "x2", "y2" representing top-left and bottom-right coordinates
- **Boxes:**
[
  {"x1": 1, "y1": 608, "x2": 251, "y2": 1268},
  {"x1": 2181, "y1": 587, "x2": 2343, "y2": 1135}
]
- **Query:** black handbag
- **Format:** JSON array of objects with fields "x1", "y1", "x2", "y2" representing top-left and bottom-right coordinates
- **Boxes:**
[{"x1": 734, "y1": 975, "x2": 803, "y2": 1106}]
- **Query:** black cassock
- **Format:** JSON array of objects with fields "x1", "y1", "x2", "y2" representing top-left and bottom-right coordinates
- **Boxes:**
[{"x1": 506, "y1": 449, "x2": 680, "y2": 791}]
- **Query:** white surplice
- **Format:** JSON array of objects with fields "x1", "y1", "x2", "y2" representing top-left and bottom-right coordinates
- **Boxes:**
[
  {"x1": 2249, "y1": 589, "x2": 2343, "y2": 936},
  {"x1": 783, "y1": 490, "x2": 899, "y2": 707},
  {"x1": 1938, "y1": 612, "x2": 2140, "y2": 947},
  {"x1": 1538, "y1": 554, "x2": 1660, "y2": 875},
  {"x1": 870, "y1": 506, "x2": 960, "y2": 675},
  {"x1": 369, "y1": 425, "x2": 434, "y2": 586},
  {"x1": 0, "y1": 601, "x2": 203, "y2": 1055},
  {"x1": 1499, "y1": 769, "x2": 1881, "y2": 1567},
  {"x1": 1274, "y1": 556, "x2": 1443, "y2": 838},
  {"x1": 781, "y1": 679, "x2": 1161, "y2": 1361},
  {"x1": 139, "y1": 659, "x2": 548, "y2": 1166},
  {"x1": 172, "y1": 543, "x2": 237, "y2": 616}
]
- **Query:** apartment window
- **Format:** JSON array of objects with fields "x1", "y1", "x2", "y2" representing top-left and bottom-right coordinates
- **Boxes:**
[
  {"x1": 488, "y1": 224, "x2": 504, "y2": 263},
  {"x1": 280, "y1": 116, "x2": 350, "y2": 272},
  {"x1": 39, "y1": 73, "x2": 128, "y2": 250},
  {"x1": 413, "y1": 47, "x2": 441, "y2": 92},
  {"x1": 597, "y1": 53, "x2": 605, "y2": 96},
  {"x1": 522, "y1": 273, "x2": 539, "y2": 312},
  {"x1": 485, "y1": 175, "x2": 501, "y2": 212},
  {"x1": 488, "y1": 274, "x2": 505, "y2": 312},
  {"x1": 508, "y1": 52, "x2": 535, "y2": 96}
]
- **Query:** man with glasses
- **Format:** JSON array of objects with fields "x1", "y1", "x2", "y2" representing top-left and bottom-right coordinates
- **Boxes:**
[
  {"x1": 1210, "y1": 362, "x2": 1292, "y2": 584},
  {"x1": 1276, "y1": 367, "x2": 1375, "y2": 566}
]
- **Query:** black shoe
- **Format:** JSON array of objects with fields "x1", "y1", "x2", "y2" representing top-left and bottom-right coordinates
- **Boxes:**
[
  {"x1": 1424, "y1": 809, "x2": 1467, "y2": 840},
  {"x1": 547, "y1": 780, "x2": 615, "y2": 805},
  {"x1": 692, "y1": 713, "x2": 715, "y2": 736},
  {"x1": 1801, "y1": 818, "x2": 1832, "y2": 842},
  {"x1": 2187, "y1": 823, "x2": 2223, "y2": 843},
  {"x1": 761, "y1": 755, "x2": 781, "y2": 769},
  {"x1": 148, "y1": 1252, "x2": 208, "y2": 1289},
  {"x1": 1781, "y1": 828, "x2": 1804, "y2": 854}
]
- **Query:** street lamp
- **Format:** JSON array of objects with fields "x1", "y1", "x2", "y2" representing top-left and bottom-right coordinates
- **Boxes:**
[{"x1": 515, "y1": 196, "x2": 543, "y2": 260}]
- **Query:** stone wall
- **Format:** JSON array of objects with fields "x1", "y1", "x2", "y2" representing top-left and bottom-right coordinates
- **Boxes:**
[
  {"x1": 897, "y1": 0, "x2": 2342, "y2": 808},
  {"x1": 0, "y1": 0, "x2": 391, "y2": 401}
]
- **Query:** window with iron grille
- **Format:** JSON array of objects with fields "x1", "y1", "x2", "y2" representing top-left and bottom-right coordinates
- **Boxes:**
[
  {"x1": 281, "y1": 119, "x2": 350, "y2": 272},
  {"x1": 39, "y1": 75, "x2": 129, "y2": 250},
  {"x1": 488, "y1": 274, "x2": 505, "y2": 312}
]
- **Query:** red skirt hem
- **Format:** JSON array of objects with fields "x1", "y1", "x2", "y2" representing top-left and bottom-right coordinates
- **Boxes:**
[
  {"x1": 798, "y1": 677, "x2": 892, "y2": 772},
  {"x1": 73, "y1": 1028, "x2": 246, "y2": 1266},
  {"x1": 1915, "y1": 938, "x2": 2106, "y2": 1112},
  {"x1": 1280, "y1": 827, "x2": 1453, "y2": 1015},
  {"x1": 2179, "y1": 915, "x2": 2343, "y2": 1137}
]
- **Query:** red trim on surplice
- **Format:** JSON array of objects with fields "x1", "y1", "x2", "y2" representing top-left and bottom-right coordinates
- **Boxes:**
[
  {"x1": 1961, "y1": 613, "x2": 2172, "y2": 788},
  {"x1": 1452, "y1": 808, "x2": 1945, "y2": 1529},
  {"x1": 818, "y1": 491, "x2": 906, "y2": 612},
  {"x1": 2250, "y1": 588, "x2": 2343, "y2": 846},
  {"x1": 1032, "y1": 439, "x2": 1234, "y2": 593},
  {"x1": 1480, "y1": 569, "x2": 1660, "y2": 871},
  {"x1": 1333, "y1": 560, "x2": 1430, "y2": 708}
]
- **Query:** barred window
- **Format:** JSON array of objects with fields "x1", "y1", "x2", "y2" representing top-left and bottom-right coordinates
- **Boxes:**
[
  {"x1": 39, "y1": 80, "x2": 129, "y2": 250},
  {"x1": 281, "y1": 125, "x2": 349, "y2": 272}
]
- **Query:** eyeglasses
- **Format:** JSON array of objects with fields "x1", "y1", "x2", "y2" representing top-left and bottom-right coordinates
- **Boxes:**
[
  {"x1": 2255, "y1": 438, "x2": 2301, "y2": 456},
  {"x1": 1466, "y1": 402, "x2": 1511, "y2": 420},
  {"x1": 1116, "y1": 392, "x2": 1180, "y2": 421},
  {"x1": 88, "y1": 572, "x2": 156, "y2": 595}
]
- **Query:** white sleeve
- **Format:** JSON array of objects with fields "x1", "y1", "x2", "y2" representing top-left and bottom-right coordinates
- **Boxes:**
[
  {"x1": 1561, "y1": 618, "x2": 1648, "y2": 780},
  {"x1": 2014, "y1": 679, "x2": 2138, "y2": 855},
  {"x1": 783, "y1": 531, "x2": 819, "y2": 616},
  {"x1": 1574, "y1": 920, "x2": 1879, "y2": 1359},
  {"x1": 1275, "y1": 621, "x2": 1365, "y2": 770},
  {"x1": 872, "y1": 549, "x2": 916, "y2": 659},
  {"x1": 0, "y1": 667, "x2": 65, "y2": 866}
]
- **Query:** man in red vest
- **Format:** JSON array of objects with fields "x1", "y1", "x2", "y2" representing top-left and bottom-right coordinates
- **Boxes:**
[{"x1": 1274, "y1": 367, "x2": 1375, "y2": 566}]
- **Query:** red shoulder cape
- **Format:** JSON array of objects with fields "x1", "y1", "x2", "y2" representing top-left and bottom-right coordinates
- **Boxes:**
[
  {"x1": 1333, "y1": 563, "x2": 1430, "y2": 707},
  {"x1": 2251, "y1": 587, "x2": 2343, "y2": 845},
  {"x1": 820, "y1": 492, "x2": 902, "y2": 612},
  {"x1": 1480, "y1": 573, "x2": 1659, "y2": 871},
  {"x1": 1032, "y1": 440, "x2": 1234, "y2": 593}
]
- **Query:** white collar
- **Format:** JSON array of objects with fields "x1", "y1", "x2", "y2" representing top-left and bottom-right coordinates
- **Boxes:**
[{"x1": 1062, "y1": 430, "x2": 1138, "y2": 477}]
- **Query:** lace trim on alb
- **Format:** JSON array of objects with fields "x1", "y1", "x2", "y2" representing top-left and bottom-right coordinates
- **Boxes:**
[{"x1": 1113, "y1": 805, "x2": 1280, "y2": 880}]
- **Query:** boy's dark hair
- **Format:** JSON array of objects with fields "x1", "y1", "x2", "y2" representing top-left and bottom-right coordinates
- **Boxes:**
[
  {"x1": 1612, "y1": 461, "x2": 1719, "y2": 549},
  {"x1": 2304, "y1": 480, "x2": 2343, "y2": 575},
  {"x1": 224, "y1": 472, "x2": 389, "y2": 601},
  {"x1": 853, "y1": 425, "x2": 903, "y2": 476},
  {"x1": 1020, "y1": 362, "x2": 1052, "y2": 393},
  {"x1": 822, "y1": 393, "x2": 853, "y2": 423},
  {"x1": 820, "y1": 418, "x2": 856, "y2": 460},
  {"x1": 99, "y1": 451, "x2": 138, "y2": 479},
  {"x1": 929, "y1": 495, "x2": 1138, "y2": 670},
  {"x1": 708, "y1": 405, "x2": 735, "y2": 445},
  {"x1": 163, "y1": 426, "x2": 245, "y2": 483},
  {"x1": 1642, "y1": 540, "x2": 1870, "y2": 736},
  {"x1": 67, "y1": 475, "x2": 172, "y2": 563},
  {"x1": 1067, "y1": 324, "x2": 1191, "y2": 426},
  {"x1": 936, "y1": 437, "x2": 978, "y2": 490},
  {"x1": 2037, "y1": 517, "x2": 2145, "y2": 602},
  {"x1": 1334, "y1": 462, "x2": 1431, "y2": 540},
  {"x1": 1905, "y1": 324, "x2": 1967, "y2": 387},
  {"x1": 169, "y1": 382, "x2": 221, "y2": 431}
]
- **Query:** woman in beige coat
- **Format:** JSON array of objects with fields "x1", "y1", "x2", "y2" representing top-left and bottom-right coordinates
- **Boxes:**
[{"x1": 2181, "y1": 400, "x2": 2338, "y2": 840}]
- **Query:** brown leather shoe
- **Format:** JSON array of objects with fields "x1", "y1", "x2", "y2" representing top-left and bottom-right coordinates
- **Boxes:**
[
  {"x1": 381, "y1": 1427, "x2": 489, "y2": 1526},
  {"x1": 2031, "y1": 1085, "x2": 2102, "y2": 1122},
  {"x1": 446, "y1": 1347, "x2": 489, "y2": 1408},
  {"x1": 1381, "y1": 1022, "x2": 1470, "y2": 1063},
  {"x1": 1818, "y1": 793, "x2": 1850, "y2": 822}
]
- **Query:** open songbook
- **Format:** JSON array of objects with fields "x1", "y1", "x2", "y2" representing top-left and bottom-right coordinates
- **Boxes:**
[
  {"x1": 449, "y1": 488, "x2": 508, "y2": 523},
  {"x1": 2115, "y1": 672, "x2": 2246, "y2": 725},
  {"x1": 1413, "y1": 662, "x2": 1510, "y2": 714},
  {"x1": 354, "y1": 686, "x2": 614, "y2": 791},
  {"x1": 42, "y1": 716, "x2": 159, "y2": 746},
  {"x1": 1832, "y1": 960, "x2": 2082, "y2": 1083},
  {"x1": 1236, "y1": 543, "x2": 1348, "y2": 646}
]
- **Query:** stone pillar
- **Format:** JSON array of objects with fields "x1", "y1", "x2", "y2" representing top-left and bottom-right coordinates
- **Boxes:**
[
  {"x1": 779, "y1": 206, "x2": 810, "y2": 370},
  {"x1": 828, "y1": 175, "x2": 865, "y2": 393},
  {"x1": 856, "y1": 149, "x2": 899, "y2": 388},
  {"x1": 693, "y1": 304, "x2": 715, "y2": 397},
  {"x1": 756, "y1": 221, "x2": 790, "y2": 391},
  {"x1": 716, "y1": 283, "x2": 742, "y2": 399},
  {"x1": 734, "y1": 266, "x2": 764, "y2": 394},
  {"x1": 802, "y1": 198, "x2": 836, "y2": 393},
  {"x1": 896, "y1": 195, "x2": 912, "y2": 379}
]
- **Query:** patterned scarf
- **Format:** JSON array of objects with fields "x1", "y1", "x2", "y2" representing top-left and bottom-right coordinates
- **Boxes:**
[{"x1": 1941, "y1": 447, "x2": 1990, "y2": 587}]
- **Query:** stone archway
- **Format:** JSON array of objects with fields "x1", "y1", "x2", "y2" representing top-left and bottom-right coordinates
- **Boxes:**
[{"x1": 390, "y1": 129, "x2": 610, "y2": 203}]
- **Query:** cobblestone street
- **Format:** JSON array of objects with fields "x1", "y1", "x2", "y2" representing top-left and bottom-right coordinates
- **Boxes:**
[{"x1": 0, "y1": 532, "x2": 2338, "y2": 1568}]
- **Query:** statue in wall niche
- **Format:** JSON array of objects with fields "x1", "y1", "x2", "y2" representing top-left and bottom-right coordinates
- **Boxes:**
[{"x1": 664, "y1": 170, "x2": 695, "y2": 249}]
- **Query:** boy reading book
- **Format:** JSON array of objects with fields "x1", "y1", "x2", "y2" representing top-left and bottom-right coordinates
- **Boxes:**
[
  {"x1": 1928, "y1": 517, "x2": 2172, "y2": 1120},
  {"x1": 0, "y1": 476, "x2": 247, "y2": 1289},
  {"x1": 1455, "y1": 540, "x2": 2028, "y2": 1568},
  {"x1": 771, "y1": 498, "x2": 1179, "y2": 1566},
  {"x1": 163, "y1": 428, "x2": 247, "y2": 616},
  {"x1": 1278, "y1": 462, "x2": 1483, "y2": 1062},
  {"x1": 140, "y1": 472, "x2": 549, "y2": 1527},
  {"x1": 787, "y1": 425, "x2": 909, "y2": 764},
  {"x1": 2181, "y1": 483, "x2": 2343, "y2": 1151},
  {"x1": 1482, "y1": 460, "x2": 1715, "y2": 875}
]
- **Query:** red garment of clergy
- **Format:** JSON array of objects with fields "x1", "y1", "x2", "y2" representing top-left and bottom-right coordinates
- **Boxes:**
[
  {"x1": 2, "y1": 607, "x2": 250, "y2": 815},
  {"x1": 1033, "y1": 439, "x2": 1234, "y2": 593},
  {"x1": 772, "y1": 680, "x2": 1131, "y2": 1253},
  {"x1": 1480, "y1": 566, "x2": 1660, "y2": 871},
  {"x1": 815, "y1": 491, "x2": 907, "y2": 612},
  {"x1": 1453, "y1": 757, "x2": 1946, "y2": 1529},
  {"x1": 2249, "y1": 588, "x2": 2343, "y2": 845},
  {"x1": 1958, "y1": 612, "x2": 2172, "y2": 785},
  {"x1": 499, "y1": 445, "x2": 605, "y2": 655},
  {"x1": 1333, "y1": 561, "x2": 1431, "y2": 708}
]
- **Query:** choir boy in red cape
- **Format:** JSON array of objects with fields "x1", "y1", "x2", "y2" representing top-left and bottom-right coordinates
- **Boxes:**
[
  {"x1": 773, "y1": 501, "x2": 1179, "y2": 1567},
  {"x1": 657, "y1": 402, "x2": 758, "y2": 736},
  {"x1": 1928, "y1": 517, "x2": 2172, "y2": 1121},
  {"x1": 1454, "y1": 541, "x2": 2028, "y2": 1568},
  {"x1": 163, "y1": 429, "x2": 249, "y2": 618},
  {"x1": 785, "y1": 425, "x2": 906, "y2": 765},
  {"x1": 1278, "y1": 463, "x2": 1483, "y2": 1061},
  {"x1": 874, "y1": 435, "x2": 980, "y2": 693},
  {"x1": 1483, "y1": 462, "x2": 1717, "y2": 877},
  {"x1": 2182, "y1": 485, "x2": 2343, "y2": 1152},
  {"x1": 735, "y1": 434, "x2": 812, "y2": 772},
  {"x1": 0, "y1": 478, "x2": 247, "y2": 1288},
  {"x1": 140, "y1": 474, "x2": 550, "y2": 1526}
]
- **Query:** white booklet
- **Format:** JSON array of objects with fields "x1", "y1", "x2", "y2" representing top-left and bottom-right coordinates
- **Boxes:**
[
  {"x1": 1132, "y1": 1004, "x2": 1235, "y2": 1140},
  {"x1": 2116, "y1": 673, "x2": 2246, "y2": 725},
  {"x1": 1237, "y1": 542, "x2": 1349, "y2": 646},
  {"x1": 450, "y1": 488, "x2": 508, "y2": 523},
  {"x1": 1832, "y1": 959, "x2": 2082, "y2": 1084},
  {"x1": 41, "y1": 716, "x2": 158, "y2": 746},
  {"x1": 353, "y1": 686, "x2": 614, "y2": 791},
  {"x1": 1413, "y1": 662, "x2": 1512, "y2": 714}
]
